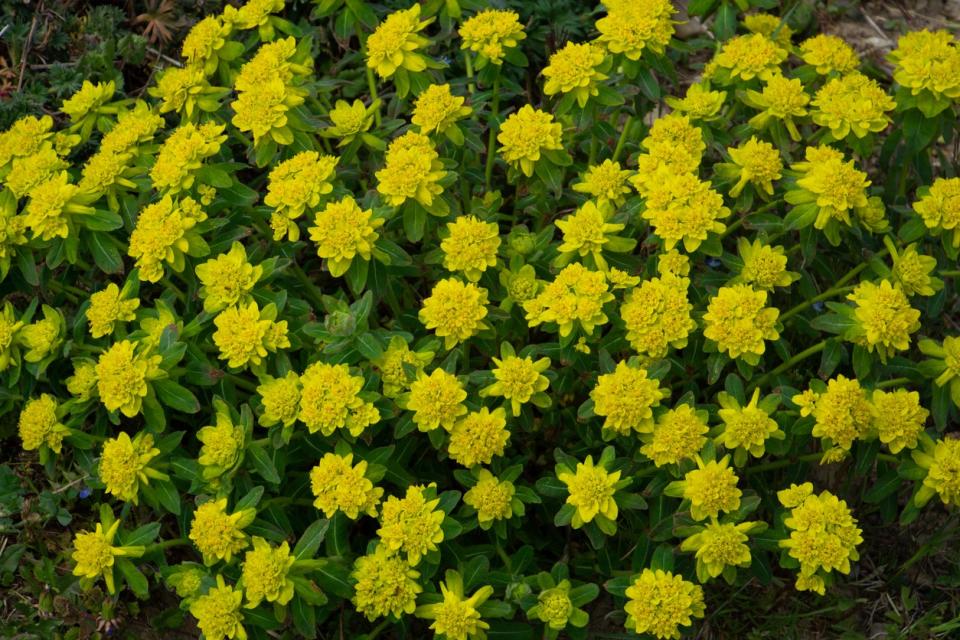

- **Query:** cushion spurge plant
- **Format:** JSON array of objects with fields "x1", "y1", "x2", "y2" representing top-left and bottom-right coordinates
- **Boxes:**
[{"x1": 7, "y1": 0, "x2": 960, "y2": 638}]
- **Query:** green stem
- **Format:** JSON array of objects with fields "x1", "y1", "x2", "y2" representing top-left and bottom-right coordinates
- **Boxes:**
[
  {"x1": 612, "y1": 115, "x2": 634, "y2": 163},
  {"x1": 778, "y1": 285, "x2": 855, "y2": 323},
  {"x1": 875, "y1": 377, "x2": 911, "y2": 389},
  {"x1": 464, "y1": 52, "x2": 475, "y2": 95},
  {"x1": 495, "y1": 543, "x2": 513, "y2": 573},
  {"x1": 484, "y1": 69, "x2": 502, "y2": 192},
  {"x1": 367, "y1": 619, "x2": 390, "y2": 640},
  {"x1": 720, "y1": 216, "x2": 745, "y2": 239},
  {"x1": 749, "y1": 339, "x2": 828, "y2": 391},
  {"x1": 145, "y1": 538, "x2": 190, "y2": 553},
  {"x1": 365, "y1": 67, "x2": 381, "y2": 127},
  {"x1": 941, "y1": 270, "x2": 960, "y2": 277},
  {"x1": 228, "y1": 374, "x2": 257, "y2": 393},
  {"x1": 744, "y1": 452, "x2": 824, "y2": 474}
]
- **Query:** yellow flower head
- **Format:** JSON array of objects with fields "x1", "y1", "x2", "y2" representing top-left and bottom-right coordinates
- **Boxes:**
[
  {"x1": 256, "y1": 371, "x2": 301, "y2": 428},
  {"x1": 24, "y1": 171, "x2": 95, "y2": 241},
  {"x1": 18, "y1": 394, "x2": 68, "y2": 454},
  {"x1": 95, "y1": 339, "x2": 162, "y2": 418},
  {"x1": 366, "y1": 4, "x2": 433, "y2": 79},
  {"x1": 620, "y1": 274, "x2": 695, "y2": 358},
  {"x1": 890, "y1": 242, "x2": 941, "y2": 297},
  {"x1": 743, "y1": 13, "x2": 792, "y2": 48},
  {"x1": 812, "y1": 72, "x2": 895, "y2": 140},
  {"x1": 716, "y1": 388, "x2": 784, "y2": 460},
  {"x1": 725, "y1": 136, "x2": 782, "y2": 198},
  {"x1": 596, "y1": 0, "x2": 676, "y2": 59},
  {"x1": 871, "y1": 389, "x2": 927, "y2": 454},
  {"x1": 591, "y1": 361, "x2": 668, "y2": 437},
  {"x1": 416, "y1": 571, "x2": 493, "y2": 640},
  {"x1": 372, "y1": 336, "x2": 434, "y2": 398},
  {"x1": 734, "y1": 238, "x2": 799, "y2": 291},
  {"x1": 557, "y1": 454, "x2": 620, "y2": 528},
  {"x1": 352, "y1": 545, "x2": 423, "y2": 620},
  {"x1": 67, "y1": 360, "x2": 98, "y2": 401},
  {"x1": 676, "y1": 456, "x2": 742, "y2": 521},
  {"x1": 413, "y1": 84, "x2": 472, "y2": 135},
  {"x1": 189, "y1": 498, "x2": 256, "y2": 565},
  {"x1": 681, "y1": 520, "x2": 757, "y2": 582},
  {"x1": 624, "y1": 569, "x2": 705, "y2": 640},
  {"x1": 61, "y1": 80, "x2": 115, "y2": 125},
  {"x1": 72, "y1": 518, "x2": 144, "y2": 594},
  {"x1": 151, "y1": 122, "x2": 226, "y2": 194},
  {"x1": 795, "y1": 375, "x2": 873, "y2": 451},
  {"x1": 463, "y1": 469, "x2": 515, "y2": 527},
  {"x1": 128, "y1": 195, "x2": 207, "y2": 283},
  {"x1": 233, "y1": 36, "x2": 310, "y2": 92},
  {"x1": 327, "y1": 99, "x2": 376, "y2": 141},
  {"x1": 708, "y1": 33, "x2": 787, "y2": 83},
  {"x1": 529, "y1": 580, "x2": 578, "y2": 630},
  {"x1": 308, "y1": 196, "x2": 383, "y2": 277},
  {"x1": 264, "y1": 151, "x2": 337, "y2": 241},
  {"x1": 632, "y1": 114, "x2": 705, "y2": 193},
  {"x1": 743, "y1": 74, "x2": 809, "y2": 141},
  {"x1": 86, "y1": 283, "x2": 139, "y2": 339},
  {"x1": 497, "y1": 105, "x2": 563, "y2": 177},
  {"x1": 376, "y1": 131, "x2": 447, "y2": 208},
  {"x1": 480, "y1": 351, "x2": 550, "y2": 416},
  {"x1": 0, "y1": 115, "x2": 54, "y2": 171},
  {"x1": 441, "y1": 216, "x2": 501, "y2": 281},
  {"x1": 448, "y1": 407, "x2": 510, "y2": 468},
  {"x1": 702, "y1": 285, "x2": 779, "y2": 363},
  {"x1": 5, "y1": 147, "x2": 67, "y2": 199},
  {"x1": 790, "y1": 145, "x2": 870, "y2": 231},
  {"x1": 310, "y1": 452, "x2": 383, "y2": 519},
  {"x1": 195, "y1": 243, "x2": 263, "y2": 314},
  {"x1": 298, "y1": 361, "x2": 369, "y2": 436},
  {"x1": 241, "y1": 537, "x2": 295, "y2": 608},
  {"x1": 378, "y1": 484, "x2": 445, "y2": 566},
  {"x1": 231, "y1": 79, "x2": 301, "y2": 145},
  {"x1": 405, "y1": 368, "x2": 468, "y2": 432},
  {"x1": 640, "y1": 172, "x2": 730, "y2": 252},
  {"x1": 182, "y1": 15, "x2": 233, "y2": 72},
  {"x1": 913, "y1": 177, "x2": 960, "y2": 248},
  {"x1": 640, "y1": 404, "x2": 708, "y2": 467},
  {"x1": 664, "y1": 82, "x2": 726, "y2": 122},
  {"x1": 213, "y1": 301, "x2": 288, "y2": 369},
  {"x1": 99, "y1": 431, "x2": 162, "y2": 504},
  {"x1": 889, "y1": 30, "x2": 960, "y2": 105},
  {"x1": 19, "y1": 305, "x2": 64, "y2": 364},
  {"x1": 189, "y1": 575, "x2": 247, "y2": 640},
  {"x1": 542, "y1": 41, "x2": 608, "y2": 108},
  {"x1": 800, "y1": 34, "x2": 860, "y2": 75},
  {"x1": 419, "y1": 278, "x2": 490, "y2": 349},
  {"x1": 149, "y1": 65, "x2": 210, "y2": 116},
  {"x1": 916, "y1": 437, "x2": 960, "y2": 506},
  {"x1": 459, "y1": 9, "x2": 526, "y2": 66},
  {"x1": 847, "y1": 280, "x2": 920, "y2": 361},
  {"x1": 523, "y1": 263, "x2": 613, "y2": 337},
  {"x1": 197, "y1": 405, "x2": 245, "y2": 480},
  {"x1": 555, "y1": 200, "x2": 628, "y2": 269},
  {"x1": 572, "y1": 159, "x2": 634, "y2": 208}
]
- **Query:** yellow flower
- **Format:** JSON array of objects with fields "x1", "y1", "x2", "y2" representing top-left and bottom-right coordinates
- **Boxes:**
[
  {"x1": 555, "y1": 200, "x2": 631, "y2": 270},
  {"x1": 233, "y1": 37, "x2": 311, "y2": 92},
  {"x1": 529, "y1": 580, "x2": 583, "y2": 630},
  {"x1": 460, "y1": 9, "x2": 526, "y2": 66},
  {"x1": 371, "y1": 336, "x2": 434, "y2": 398},
  {"x1": 99, "y1": 431, "x2": 163, "y2": 504},
  {"x1": 326, "y1": 99, "x2": 376, "y2": 143},
  {"x1": 734, "y1": 238, "x2": 799, "y2": 291},
  {"x1": 376, "y1": 131, "x2": 447, "y2": 208},
  {"x1": 197, "y1": 404, "x2": 245, "y2": 482},
  {"x1": 681, "y1": 520, "x2": 759, "y2": 582},
  {"x1": 703, "y1": 285, "x2": 779, "y2": 364},
  {"x1": 623, "y1": 569, "x2": 705, "y2": 640},
  {"x1": 415, "y1": 571, "x2": 494, "y2": 640},
  {"x1": 440, "y1": 216, "x2": 501, "y2": 282},
  {"x1": 67, "y1": 360, "x2": 98, "y2": 401},
  {"x1": 889, "y1": 30, "x2": 960, "y2": 112},
  {"x1": 542, "y1": 41, "x2": 608, "y2": 108},
  {"x1": 463, "y1": 469, "x2": 515, "y2": 527},
  {"x1": 743, "y1": 13, "x2": 793, "y2": 48},
  {"x1": 377, "y1": 484, "x2": 445, "y2": 566},
  {"x1": 181, "y1": 15, "x2": 233, "y2": 74},
  {"x1": 847, "y1": 280, "x2": 920, "y2": 361},
  {"x1": 557, "y1": 454, "x2": 620, "y2": 528},
  {"x1": 352, "y1": 545, "x2": 423, "y2": 620},
  {"x1": 620, "y1": 275, "x2": 695, "y2": 359},
  {"x1": 0, "y1": 115, "x2": 54, "y2": 172},
  {"x1": 632, "y1": 114, "x2": 705, "y2": 194},
  {"x1": 523, "y1": 263, "x2": 613, "y2": 337},
  {"x1": 664, "y1": 82, "x2": 726, "y2": 122},
  {"x1": 412, "y1": 84, "x2": 472, "y2": 136},
  {"x1": 128, "y1": 195, "x2": 208, "y2": 283},
  {"x1": 779, "y1": 487, "x2": 862, "y2": 594},
  {"x1": 777, "y1": 482, "x2": 814, "y2": 508},
  {"x1": 19, "y1": 305, "x2": 64, "y2": 364},
  {"x1": 86, "y1": 283, "x2": 139, "y2": 339},
  {"x1": 794, "y1": 375, "x2": 873, "y2": 451},
  {"x1": 298, "y1": 361, "x2": 368, "y2": 436},
  {"x1": 871, "y1": 389, "x2": 927, "y2": 454},
  {"x1": 72, "y1": 517, "x2": 145, "y2": 594},
  {"x1": 5, "y1": 147, "x2": 67, "y2": 198},
  {"x1": 708, "y1": 33, "x2": 787, "y2": 83},
  {"x1": 572, "y1": 160, "x2": 634, "y2": 208},
  {"x1": 264, "y1": 151, "x2": 337, "y2": 241},
  {"x1": 448, "y1": 407, "x2": 510, "y2": 468},
  {"x1": 366, "y1": 4, "x2": 433, "y2": 79},
  {"x1": 591, "y1": 361, "x2": 668, "y2": 437},
  {"x1": 149, "y1": 65, "x2": 214, "y2": 117},
  {"x1": 595, "y1": 0, "x2": 676, "y2": 59},
  {"x1": 189, "y1": 498, "x2": 256, "y2": 565},
  {"x1": 61, "y1": 80, "x2": 115, "y2": 126},
  {"x1": 913, "y1": 177, "x2": 960, "y2": 248},
  {"x1": 919, "y1": 336, "x2": 960, "y2": 402},
  {"x1": 151, "y1": 122, "x2": 226, "y2": 194},
  {"x1": 800, "y1": 34, "x2": 860, "y2": 75},
  {"x1": 95, "y1": 339, "x2": 163, "y2": 418},
  {"x1": 497, "y1": 105, "x2": 563, "y2": 177},
  {"x1": 213, "y1": 302, "x2": 288, "y2": 369},
  {"x1": 479, "y1": 350, "x2": 551, "y2": 417},
  {"x1": 811, "y1": 72, "x2": 895, "y2": 140},
  {"x1": 195, "y1": 242, "x2": 263, "y2": 314},
  {"x1": 23, "y1": 171, "x2": 95, "y2": 241},
  {"x1": 914, "y1": 437, "x2": 960, "y2": 506},
  {"x1": 724, "y1": 136, "x2": 782, "y2": 198},
  {"x1": 672, "y1": 455, "x2": 742, "y2": 521},
  {"x1": 640, "y1": 404, "x2": 708, "y2": 467},
  {"x1": 742, "y1": 74, "x2": 810, "y2": 141},
  {"x1": 640, "y1": 172, "x2": 730, "y2": 252},
  {"x1": 241, "y1": 537, "x2": 295, "y2": 608},
  {"x1": 308, "y1": 196, "x2": 383, "y2": 277},
  {"x1": 889, "y1": 242, "x2": 942, "y2": 297},
  {"x1": 256, "y1": 371, "x2": 301, "y2": 428},
  {"x1": 231, "y1": 78, "x2": 302, "y2": 146},
  {"x1": 18, "y1": 394, "x2": 69, "y2": 454},
  {"x1": 310, "y1": 452, "x2": 383, "y2": 519},
  {"x1": 419, "y1": 278, "x2": 490, "y2": 349},
  {"x1": 716, "y1": 388, "x2": 784, "y2": 461},
  {"x1": 788, "y1": 144, "x2": 870, "y2": 234},
  {"x1": 404, "y1": 368, "x2": 468, "y2": 432},
  {"x1": 0, "y1": 206, "x2": 27, "y2": 268},
  {"x1": 189, "y1": 575, "x2": 247, "y2": 640}
]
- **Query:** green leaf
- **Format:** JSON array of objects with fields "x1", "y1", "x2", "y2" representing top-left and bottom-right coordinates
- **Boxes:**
[
  {"x1": 246, "y1": 442, "x2": 281, "y2": 484},
  {"x1": 153, "y1": 379, "x2": 200, "y2": 414},
  {"x1": 89, "y1": 231, "x2": 124, "y2": 274},
  {"x1": 314, "y1": 562, "x2": 354, "y2": 599},
  {"x1": 116, "y1": 558, "x2": 149, "y2": 599},
  {"x1": 864, "y1": 470, "x2": 902, "y2": 504},
  {"x1": 634, "y1": 66, "x2": 660, "y2": 101},
  {"x1": 325, "y1": 511, "x2": 350, "y2": 556},
  {"x1": 123, "y1": 523, "x2": 160, "y2": 547},
  {"x1": 291, "y1": 595, "x2": 317, "y2": 639},
  {"x1": 293, "y1": 519, "x2": 329, "y2": 561},
  {"x1": 713, "y1": 1, "x2": 737, "y2": 40}
]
